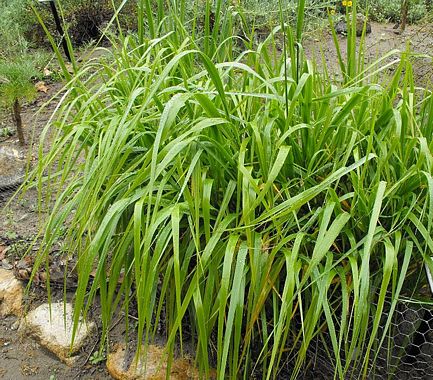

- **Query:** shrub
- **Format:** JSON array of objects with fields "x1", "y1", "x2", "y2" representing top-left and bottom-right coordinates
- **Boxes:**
[
  {"x1": 0, "y1": 0, "x2": 136, "y2": 50},
  {"x1": 0, "y1": 0, "x2": 32, "y2": 56},
  {"x1": 0, "y1": 55, "x2": 43, "y2": 144},
  {"x1": 357, "y1": 0, "x2": 427, "y2": 22},
  {"x1": 35, "y1": 0, "x2": 136, "y2": 45}
]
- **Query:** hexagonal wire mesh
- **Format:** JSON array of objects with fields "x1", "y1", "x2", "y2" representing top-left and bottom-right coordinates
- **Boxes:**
[
  {"x1": 267, "y1": 262, "x2": 433, "y2": 380},
  {"x1": 298, "y1": 271, "x2": 433, "y2": 379},
  {"x1": 376, "y1": 298, "x2": 433, "y2": 379},
  {"x1": 308, "y1": 298, "x2": 433, "y2": 379}
]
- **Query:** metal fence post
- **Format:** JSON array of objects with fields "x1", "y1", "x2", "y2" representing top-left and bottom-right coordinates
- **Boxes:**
[{"x1": 38, "y1": 0, "x2": 72, "y2": 62}]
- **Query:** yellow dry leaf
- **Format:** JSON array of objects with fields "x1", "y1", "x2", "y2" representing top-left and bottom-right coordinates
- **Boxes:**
[{"x1": 35, "y1": 81, "x2": 48, "y2": 93}]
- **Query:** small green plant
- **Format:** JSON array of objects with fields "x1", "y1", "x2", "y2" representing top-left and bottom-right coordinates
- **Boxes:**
[
  {"x1": 0, "y1": 127, "x2": 13, "y2": 138},
  {"x1": 0, "y1": 57, "x2": 41, "y2": 145},
  {"x1": 89, "y1": 349, "x2": 106, "y2": 365},
  {"x1": 4, "y1": 231, "x2": 17, "y2": 240}
]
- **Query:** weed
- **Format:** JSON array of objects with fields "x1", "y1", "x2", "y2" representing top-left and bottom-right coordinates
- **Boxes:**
[{"x1": 89, "y1": 349, "x2": 106, "y2": 365}]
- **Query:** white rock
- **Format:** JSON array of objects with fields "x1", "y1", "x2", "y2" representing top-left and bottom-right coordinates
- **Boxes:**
[
  {"x1": 0, "y1": 268, "x2": 23, "y2": 317},
  {"x1": 22, "y1": 302, "x2": 95, "y2": 365}
]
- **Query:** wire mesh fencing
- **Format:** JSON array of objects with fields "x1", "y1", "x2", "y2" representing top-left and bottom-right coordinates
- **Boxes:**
[
  {"x1": 0, "y1": 145, "x2": 25, "y2": 192},
  {"x1": 302, "y1": 295, "x2": 433, "y2": 379}
]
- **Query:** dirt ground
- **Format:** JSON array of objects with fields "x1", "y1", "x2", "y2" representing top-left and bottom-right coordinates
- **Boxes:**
[
  {"x1": 0, "y1": 80, "x2": 118, "y2": 379},
  {"x1": 0, "y1": 21, "x2": 432, "y2": 380},
  {"x1": 303, "y1": 21, "x2": 433, "y2": 87},
  {"x1": 0, "y1": 315, "x2": 110, "y2": 380}
]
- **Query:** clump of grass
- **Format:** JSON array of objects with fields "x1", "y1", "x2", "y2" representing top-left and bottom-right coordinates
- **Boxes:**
[{"x1": 26, "y1": 0, "x2": 433, "y2": 378}]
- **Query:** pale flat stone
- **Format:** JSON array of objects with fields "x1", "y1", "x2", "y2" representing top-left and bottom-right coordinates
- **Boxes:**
[
  {"x1": 107, "y1": 344, "x2": 213, "y2": 380},
  {"x1": 0, "y1": 268, "x2": 23, "y2": 317},
  {"x1": 22, "y1": 302, "x2": 95, "y2": 365}
]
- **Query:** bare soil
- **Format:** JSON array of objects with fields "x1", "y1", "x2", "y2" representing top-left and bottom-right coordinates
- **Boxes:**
[
  {"x1": 303, "y1": 22, "x2": 433, "y2": 87},
  {"x1": 0, "y1": 81, "x2": 120, "y2": 380}
]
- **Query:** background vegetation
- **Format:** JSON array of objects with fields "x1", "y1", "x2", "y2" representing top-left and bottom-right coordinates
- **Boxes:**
[{"x1": 0, "y1": 0, "x2": 431, "y2": 58}]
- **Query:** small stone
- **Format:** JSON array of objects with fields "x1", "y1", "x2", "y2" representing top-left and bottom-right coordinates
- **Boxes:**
[
  {"x1": 334, "y1": 14, "x2": 371, "y2": 37},
  {"x1": 107, "y1": 344, "x2": 214, "y2": 380},
  {"x1": 0, "y1": 268, "x2": 23, "y2": 317},
  {"x1": 22, "y1": 302, "x2": 96, "y2": 365},
  {"x1": 11, "y1": 319, "x2": 21, "y2": 330}
]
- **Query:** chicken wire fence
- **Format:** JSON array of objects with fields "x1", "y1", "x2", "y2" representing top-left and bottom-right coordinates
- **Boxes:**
[
  {"x1": 295, "y1": 295, "x2": 433, "y2": 379},
  {"x1": 270, "y1": 260, "x2": 433, "y2": 380},
  {"x1": 0, "y1": 146, "x2": 25, "y2": 192}
]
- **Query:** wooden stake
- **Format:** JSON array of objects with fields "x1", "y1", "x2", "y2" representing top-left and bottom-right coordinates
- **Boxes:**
[{"x1": 13, "y1": 99, "x2": 25, "y2": 146}]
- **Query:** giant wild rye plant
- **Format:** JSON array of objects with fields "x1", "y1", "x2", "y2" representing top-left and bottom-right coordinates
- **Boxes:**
[{"x1": 25, "y1": 0, "x2": 433, "y2": 378}]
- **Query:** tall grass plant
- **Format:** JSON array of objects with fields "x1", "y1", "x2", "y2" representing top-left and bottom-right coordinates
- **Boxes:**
[{"x1": 25, "y1": 0, "x2": 433, "y2": 378}]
